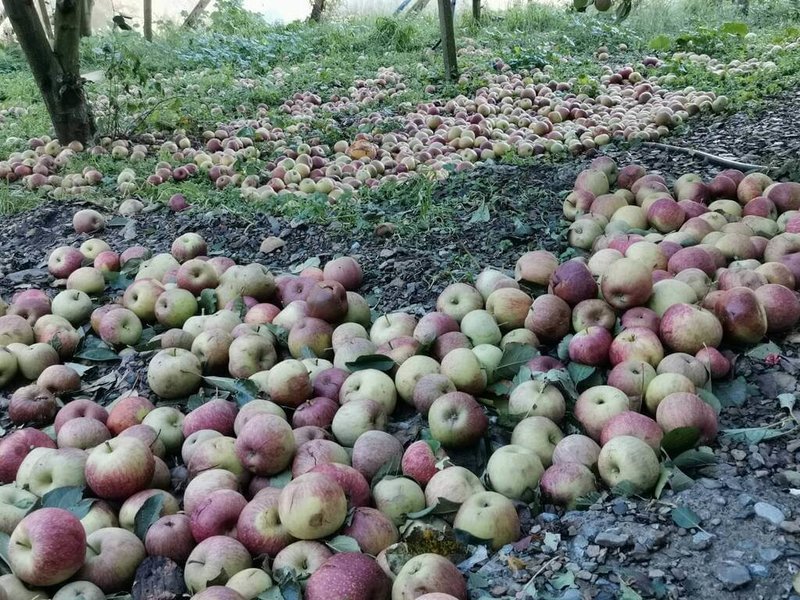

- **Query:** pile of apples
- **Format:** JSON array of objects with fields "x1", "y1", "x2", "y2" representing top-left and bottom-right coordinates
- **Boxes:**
[
  {"x1": 0, "y1": 61, "x2": 727, "y2": 205},
  {"x1": 1, "y1": 156, "x2": 799, "y2": 599}
]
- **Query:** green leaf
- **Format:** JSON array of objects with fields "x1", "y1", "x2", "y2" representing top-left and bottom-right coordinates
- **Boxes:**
[
  {"x1": 512, "y1": 366, "x2": 533, "y2": 387},
  {"x1": 486, "y1": 380, "x2": 512, "y2": 397},
  {"x1": 721, "y1": 21, "x2": 749, "y2": 36},
  {"x1": 406, "y1": 498, "x2": 461, "y2": 519},
  {"x1": 557, "y1": 335, "x2": 573, "y2": 362},
  {"x1": 202, "y1": 376, "x2": 259, "y2": 407},
  {"x1": 721, "y1": 426, "x2": 788, "y2": 444},
  {"x1": 649, "y1": 34, "x2": 672, "y2": 51},
  {"x1": 326, "y1": 535, "x2": 361, "y2": 553},
  {"x1": 669, "y1": 466, "x2": 695, "y2": 492},
  {"x1": 264, "y1": 323, "x2": 289, "y2": 346},
  {"x1": 566, "y1": 362, "x2": 595, "y2": 385},
  {"x1": 610, "y1": 480, "x2": 638, "y2": 498},
  {"x1": 696, "y1": 388, "x2": 722, "y2": 415},
  {"x1": 186, "y1": 392, "x2": 208, "y2": 411},
  {"x1": 551, "y1": 569, "x2": 575, "y2": 590},
  {"x1": 39, "y1": 486, "x2": 94, "y2": 519},
  {"x1": 670, "y1": 448, "x2": 716, "y2": 471},
  {"x1": 269, "y1": 470, "x2": 293, "y2": 489},
  {"x1": 661, "y1": 426, "x2": 700, "y2": 456},
  {"x1": 345, "y1": 354, "x2": 397, "y2": 373},
  {"x1": 290, "y1": 256, "x2": 321, "y2": 274},
  {"x1": 369, "y1": 457, "x2": 402, "y2": 490},
  {"x1": 63, "y1": 362, "x2": 94, "y2": 376},
  {"x1": 532, "y1": 368, "x2": 579, "y2": 402},
  {"x1": 746, "y1": 341, "x2": 781, "y2": 360},
  {"x1": 199, "y1": 289, "x2": 217, "y2": 314},
  {"x1": 671, "y1": 505, "x2": 702, "y2": 529},
  {"x1": 713, "y1": 377, "x2": 748, "y2": 407},
  {"x1": 778, "y1": 393, "x2": 796, "y2": 413},
  {"x1": 134, "y1": 494, "x2": 164, "y2": 540},
  {"x1": 619, "y1": 581, "x2": 644, "y2": 600},
  {"x1": 615, "y1": 0, "x2": 632, "y2": 21},
  {"x1": 107, "y1": 215, "x2": 130, "y2": 227},
  {"x1": 0, "y1": 531, "x2": 10, "y2": 574},
  {"x1": 654, "y1": 466, "x2": 672, "y2": 499},
  {"x1": 573, "y1": 490, "x2": 603, "y2": 510},
  {"x1": 468, "y1": 203, "x2": 490, "y2": 223},
  {"x1": 74, "y1": 337, "x2": 120, "y2": 362},
  {"x1": 494, "y1": 343, "x2": 539, "y2": 381}
]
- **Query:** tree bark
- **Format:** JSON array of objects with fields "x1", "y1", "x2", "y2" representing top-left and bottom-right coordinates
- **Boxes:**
[
  {"x1": 409, "y1": 0, "x2": 432, "y2": 12},
  {"x1": 79, "y1": 0, "x2": 91, "y2": 35},
  {"x1": 309, "y1": 0, "x2": 325, "y2": 22},
  {"x1": 2, "y1": 0, "x2": 95, "y2": 143},
  {"x1": 36, "y1": 0, "x2": 52, "y2": 40},
  {"x1": 472, "y1": 0, "x2": 480, "y2": 21},
  {"x1": 437, "y1": 0, "x2": 458, "y2": 81},
  {"x1": 182, "y1": 0, "x2": 211, "y2": 28},
  {"x1": 143, "y1": 0, "x2": 151, "y2": 40}
]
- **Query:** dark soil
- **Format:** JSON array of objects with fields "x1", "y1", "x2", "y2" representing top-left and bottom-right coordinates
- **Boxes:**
[{"x1": 1, "y1": 90, "x2": 800, "y2": 600}]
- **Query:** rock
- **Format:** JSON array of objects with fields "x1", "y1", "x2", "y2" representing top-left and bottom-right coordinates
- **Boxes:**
[
  {"x1": 691, "y1": 531, "x2": 714, "y2": 550},
  {"x1": 594, "y1": 530, "x2": 630, "y2": 548},
  {"x1": 731, "y1": 449, "x2": 747, "y2": 461},
  {"x1": 780, "y1": 520, "x2": 800, "y2": 534},
  {"x1": 777, "y1": 470, "x2": 800, "y2": 487},
  {"x1": 748, "y1": 564, "x2": 769, "y2": 578},
  {"x1": 259, "y1": 236, "x2": 286, "y2": 253},
  {"x1": 754, "y1": 502, "x2": 785, "y2": 525},
  {"x1": 611, "y1": 500, "x2": 628, "y2": 515},
  {"x1": 735, "y1": 493, "x2": 754, "y2": 508},
  {"x1": 715, "y1": 561, "x2": 752, "y2": 590},
  {"x1": 758, "y1": 548, "x2": 782, "y2": 563}
]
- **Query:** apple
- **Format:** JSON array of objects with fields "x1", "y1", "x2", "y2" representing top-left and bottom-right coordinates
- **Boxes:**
[
  {"x1": 8, "y1": 290, "x2": 51, "y2": 326},
  {"x1": 485, "y1": 444, "x2": 543, "y2": 501},
  {"x1": 341, "y1": 506, "x2": 399, "y2": 556},
  {"x1": 569, "y1": 326, "x2": 613, "y2": 366},
  {"x1": 423, "y1": 466, "x2": 484, "y2": 507},
  {"x1": 277, "y1": 276, "x2": 319, "y2": 306},
  {"x1": 94, "y1": 250, "x2": 120, "y2": 276},
  {"x1": 144, "y1": 513, "x2": 195, "y2": 563},
  {"x1": 187, "y1": 436, "x2": 247, "y2": 483},
  {"x1": 373, "y1": 476, "x2": 426, "y2": 525},
  {"x1": 52, "y1": 580, "x2": 106, "y2": 600},
  {"x1": 754, "y1": 283, "x2": 800, "y2": 332},
  {"x1": 73, "y1": 209, "x2": 105, "y2": 233},
  {"x1": 236, "y1": 488, "x2": 294, "y2": 557},
  {"x1": 428, "y1": 392, "x2": 487, "y2": 448},
  {"x1": 695, "y1": 346, "x2": 731, "y2": 379},
  {"x1": 453, "y1": 491, "x2": 519, "y2": 550},
  {"x1": 341, "y1": 368, "x2": 398, "y2": 413},
  {"x1": 573, "y1": 386, "x2": 630, "y2": 440},
  {"x1": 267, "y1": 359, "x2": 313, "y2": 408},
  {"x1": 0, "y1": 428, "x2": 57, "y2": 484},
  {"x1": 0, "y1": 314, "x2": 34, "y2": 345},
  {"x1": 431, "y1": 332, "x2": 472, "y2": 362},
  {"x1": 8, "y1": 507, "x2": 86, "y2": 586},
  {"x1": 549, "y1": 259, "x2": 597, "y2": 306},
  {"x1": 190, "y1": 488, "x2": 248, "y2": 541},
  {"x1": 351, "y1": 430, "x2": 404, "y2": 482},
  {"x1": 656, "y1": 392, "x2": 718, "y2": 444},
  {"x1": 49, "y1": 246, "x2": 85, "y2": 278},
  {"x1": 540, "y1": 462, "x2": 597, "y2": 508},
  {"x1": 620, "y1": 307, "x2": 660, "y2": 333},
  {"x1": 344, "y1": 291, "x2": 372, "y2": 327},
  {"x1": 277, "y1": 472, "x2": 347, "y2": 539},
  {"x1": 106, "y1": 395, "x2": 154, "y2": 435},
  {"x1": 51, "y1": 289, "x2": 92, "y2": 327},
  {"x1": 485, "y1": 288, "x2": 532, "y2": 331},
  {"x1": 309, "y1": 463, "x2": 370, "y2": 508},
  {"x1": 147, "y1": 348, "x2": 203, "y2": 399},
  {"x1": 716, "y1": 287, "x2": 768, "y2": 344},
  {"x1": 233, "y1": 400, "x2": 286, "y2": 435},
  {"x1": 401, "y1": 440, "x2": 445, "y2": 486},
  {"x1": 0, "y1": 485, "x2": 38, "y2": 535},
  {"x1": 184, "y1": 535, "x2": 252, "y2": 593},
  {"x1": 392, "y1": 553, "x2": 467, "y2": 600},
  {"x1": 370, "y1": 312, "x2": 417, "y2": 346},
  {"x1": 287, "y1": 317, "x2": 333, "y2": 359},
  {"x1": 606, "y1": 360, "x2": 656, "y2": 411},
  {"x1": 657, "y1": 353, "x2": 708, "y2": 388},
  {"x1": 99, "y1": 308, "x2": 143, "y2": 348},
  {"x1": 598, "y1": 435, "x2": 661, "y2": 494},
  {"x1": 436, "y1": 283, "x2": 484, "y2": 322},
  {"x1": 57, "y1": 417, "x2": 111, "y2": 449},
  {"x1": 8, "y1": 384, "x2": 59, "y2": 424},
  {"x1": 647, "y1": 279, "x2": 698, "y2": 317},
  {"x1": 525, "y1": 294, "x2": 571, "y2": 343},
  {"x1": 600, "y1": 258, "x2": 653, "y2": 310},
  {"x1": 0, "y1": 347, "x2": 18, "y2": 388},
  {"x1": 292, "y1": 438, "x2": 349, "y2": 477},
  {"x1": 332, "y1": 322, "x2": 369, "y2": 351},
  {"x1": 413, "y1": 312, "x2": 459, "y2": 345},
  {"x1": 508, "y1": 380, "x2": 565, "y2": 422},
  {"x1": 183, "y1": 399, "x2": 238, "y2": 438},
  {"x1": 571, "y1": 299, "x2": 615, "y2": 331},
  {"x1": 644, "y1": 373, "x2": 696, "y2": 413},
  {"x1": 331, "y1": 398, "x2": 387, "y2": 446},
  {"x1": 225, "y1": 568, "x2": 273, "y2": 600},
  {"x1": 15, "y1": 446, "x2": 87, "y2": 496},
  {"x1": 600, "y1": 411, "x2": 663, "y2": 449},
  {"x1": 305, "y1": 280, "x2": 348, "y2": 323},
  {"x1": 475, "y1": 269, "x2": 518, "y2": 300},
  {"x1": 171, "y1": 232, "x2": 207, "y2": 262},
  {"x1": 5, "y1": 342, "x2": 59, "y2": 381},
  {"x1": 36, "y1": 364, "x2": 81, "y2": 394},
  {"x1": 183, "y1": 468, "x2": 239, "y2": 516},
  {"x1": 176, "y1": 259, "x2": 219, "y2": 295},
  {"x1": 608, "y1": 327, "x2": 664, "y2": 367},
  {"x1": 77, "y1": 527, "x2": 145, "y2": 593},
  {"x1": 228, "y1": 334, "x2": 277, "y2": 378},
  {"x1": 412, "y1": 374, "x2": 457, "y2": 416},
  {"x1": 551, "y1": 434, "x2": 601, "y2": 469},
  {"x1": 510, "y1": 416, "x2": 563, "y2": 467},
  {"x1": 118, "y1": 489, "x2": 178, "y2": 532},
  {"x1": 439, "y1": 348, "x2": 486, "y2": 394},
  {"x1": 292, "y1": 396, "x2": 338, "y2": 429},
  {"x1": 123, "y1": 278, "x2": 166, "y2": 322},
  {"x1": 272, "y1": 540, "x2": 332, "y2": 583},
  {"x1": 235, "y1": 413, "x2": 294, "y2": 476}
]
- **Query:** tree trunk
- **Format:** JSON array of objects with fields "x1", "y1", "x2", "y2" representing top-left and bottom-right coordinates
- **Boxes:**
[
  {"x1": 409, "y1": 0, "x2": 432, "y2": 12},
  {"x1": 79, "y1": 0, "x2": 91, "y2": 35},
  {"x1": 182, "y1": 0, "x2": 211, "y2": 28},
  {"x1": 309, "y1": 0, "x2": 325, "y2": 22},
  {"x1": 472, "y1": 0, "x2": 480, "y2": 21},
  {"x1": 2, "y1": 0, "x2": 95, "y2": 143},
  {"x1": 36, "y1": 0, "x2": 52, "y2": 40},
  {"x1": 437, "y1": 0, "x2": 458, "y2": 81},
  {"x1": 143, "y1": 0, "x2": 151, "y2": 40}
]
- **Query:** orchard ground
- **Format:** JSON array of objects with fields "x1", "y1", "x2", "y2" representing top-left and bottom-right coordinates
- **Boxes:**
[{"x1": 1, "y1": 88, "x2": 799, "y2": 598}]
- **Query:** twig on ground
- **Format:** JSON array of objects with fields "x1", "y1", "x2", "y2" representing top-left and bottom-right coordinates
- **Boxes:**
[{"x1": 642, "y1": 142, "x2": 771, "y2": 173}]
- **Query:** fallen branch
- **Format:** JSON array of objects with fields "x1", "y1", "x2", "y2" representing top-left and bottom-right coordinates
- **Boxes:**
[{"x1": 642, "y1": 142, "x2": 770, "y2": 173}]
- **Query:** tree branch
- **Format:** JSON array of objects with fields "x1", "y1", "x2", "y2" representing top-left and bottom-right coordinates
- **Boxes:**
[
  {"x1": 53, "y1": 0, "x2": 81, "y2": 74},
  {"x1": 642, "y1": 142, "x2": 770, "y2": 173}
]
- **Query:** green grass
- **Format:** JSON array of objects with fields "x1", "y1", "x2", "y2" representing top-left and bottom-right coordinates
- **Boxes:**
[{"x1": 1, "y1": 0, "x2": 799, "y2": 223}]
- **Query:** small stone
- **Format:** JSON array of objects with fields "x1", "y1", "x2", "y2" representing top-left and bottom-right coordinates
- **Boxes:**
[
  {"x1": 698, "y1": 477, "x2": 722, "y2": 489},
  {"x1": 754, "y1": 502, "x2": 785, "y2": 525},
  {"x1": 648, "y1": 569, "x2": 666, "y2": 578},
  {"x1": 611, "y1": 500, "x2": 628, "y2": 515},
  {"x1": 576, "y1": 570, "x2": 593, "y2": 581},
  {"x1": 691, "y1": 531, "x2": 714, "y2": 550},
  {"x1": 735, "y1": 493, "x2": 754, "y2": 508},
  {"x1": 759, "y1": 548, "x2": 782, "y2": 563},
  {"x1": 715, "y1": 562, "x2": 752, "y2": 590},
  {"x1": 561, "y1": 590, "x2": 582, "y2": 600},
  {"x1": 748, "y1": 564, "x2": 769, "y2": 578},
  {"x1": 586, "y1": 545, "x2": 601, "y2": 558},
  {"x1": 780, "y1": 520, "x2": 800, "y2": 534},
  {"x1": 777, "y1": 470, "x2": 800, "y2": 487},
  {"x1": 595, "y1": 530, "x2": 630, "y2": 548},
  {"x1": 731, "y1": 449, "x2": 747, "y2": 461}
]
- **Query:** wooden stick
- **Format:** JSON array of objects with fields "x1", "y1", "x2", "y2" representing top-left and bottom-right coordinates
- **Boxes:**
[{"x1": 642, "y1": 142, "x2": 770, "y2": 173}]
